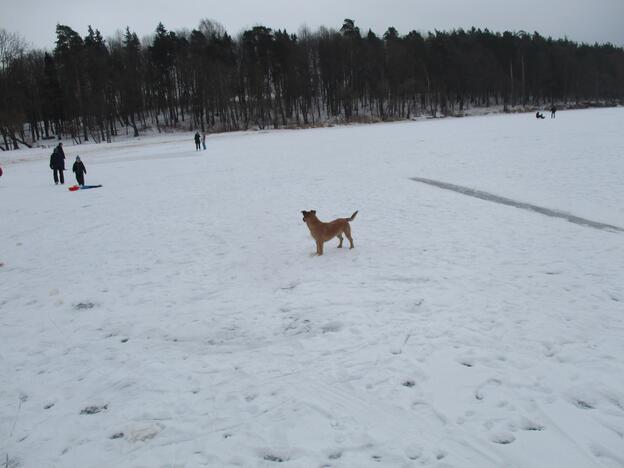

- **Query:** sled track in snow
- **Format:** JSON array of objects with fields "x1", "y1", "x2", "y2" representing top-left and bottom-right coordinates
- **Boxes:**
[{"x1": 411, "y1": 177, "x2": 624, "y2": 233}]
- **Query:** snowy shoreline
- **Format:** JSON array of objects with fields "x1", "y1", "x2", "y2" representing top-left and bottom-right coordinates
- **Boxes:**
[{"x1": 2, "y1": 102, "x2": 621, "y2": 167}]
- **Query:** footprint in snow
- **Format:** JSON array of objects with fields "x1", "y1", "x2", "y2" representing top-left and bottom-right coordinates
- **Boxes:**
[
  {"x1": 80, "y1": 404, "x2": 108, "y2": 415},
  {"x1": 263, "y1": 454, "x2": 287, "y2": 463},
  {"x1": 542, "y1": 342, "x2": 557, "y2": 357},
  {"x1": 507, "y1": 416, "x2": 545, "y2": 432},
  {"x1": 573, "y1": 399, "x2": 595, "y2": 409},
  {"x1": 565, "y1": 388, "x2": 598, "y2": 410},
  {"x1": 457, "y1": 358, "x2": 474, "y2": 367},
  {"x1": 590, "y1": 443, "x2": 624, "y2": 466},
  {"x1": 475, "y1": 378, "x2": 502, "y2": 400},
  {"x1": 520, "y1": 419, "x2": 545, "y2": 431},
  {"x1": 404, "y1": 444, "x2": 423, "y2": 460},
  {"x1": 125, "y1": 422, "x2": 163, "y2": 442},
  {"x1": 490, "y1": 431, "x2": 516, "y2": 444}
]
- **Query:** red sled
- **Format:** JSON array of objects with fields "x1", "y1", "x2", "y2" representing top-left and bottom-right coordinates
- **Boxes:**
[{"x1": 68, "y1": 185, "x2": 102, "y2": 191}]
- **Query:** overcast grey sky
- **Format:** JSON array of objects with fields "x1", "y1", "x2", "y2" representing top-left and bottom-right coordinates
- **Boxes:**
[{"x1": 3, "y1": 0, "x2": 624, "y2": 49}]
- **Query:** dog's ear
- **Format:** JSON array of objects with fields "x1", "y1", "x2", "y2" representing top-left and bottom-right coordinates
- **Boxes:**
[
  {"x1": 301, "y1": 210, "x2": 307, "y2": 215},
  {"x1": 311, "y1": 210, "x2": 316, "y2": 214}
]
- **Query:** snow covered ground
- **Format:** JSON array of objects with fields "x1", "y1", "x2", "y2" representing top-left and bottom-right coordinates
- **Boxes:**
[{"x1": 1, "y1": 108, "x2": 623, "y2": 468}]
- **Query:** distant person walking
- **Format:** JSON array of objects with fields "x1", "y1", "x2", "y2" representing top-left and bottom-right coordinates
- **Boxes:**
[
  {"x1": 50, "y1": 142, "x2": 66, "y2": 185},
  {"x1": 72, "y1": 156, "x2": 87, "y2": 186},
  {"x1": 550, "y1": 105, "x2": 557, "y2": 118},
  {"x1": 202, "y1": 132, "x2": 206, "y2": 150},
  {"x1": 194, "y1": 132, "x2": 201, "y2": 151}
]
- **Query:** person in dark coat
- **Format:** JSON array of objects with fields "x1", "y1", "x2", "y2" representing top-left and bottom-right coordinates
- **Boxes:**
[
  {"x1": 50, "y1": 142, "x2": 66, "y2": 184},
  {"x1": 550, "y1": 105, "x2": 557, "y2": 118},
  {"x1": 194, "y1": 132, "x2": 201, "y2": 151},
  {"x1": 72, "y1": 156, "x2": 87, "y2": 186}
]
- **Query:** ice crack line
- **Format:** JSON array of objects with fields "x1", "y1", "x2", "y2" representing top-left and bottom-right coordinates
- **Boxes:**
[{"x1": 411, "y1": 177, "x2": 624, "y2": 233}]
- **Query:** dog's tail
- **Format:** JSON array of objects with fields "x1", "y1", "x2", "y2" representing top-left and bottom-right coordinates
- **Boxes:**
[{"x1": 348, "y1": 210, "x2": 358, "y2": 221}]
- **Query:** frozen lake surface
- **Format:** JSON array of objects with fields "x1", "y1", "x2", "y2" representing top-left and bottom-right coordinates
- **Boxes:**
[{"x1": 1, "y1": 108, "x2": 623, "y2": 467}]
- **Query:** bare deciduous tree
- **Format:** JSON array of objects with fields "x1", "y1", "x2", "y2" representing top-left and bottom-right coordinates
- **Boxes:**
[
  {"x1": 0, "y1": 29, "x2": 27, "y2": 69},
  {"x1": 198, "y1": 18, "x2": 226, "y2": 38}
]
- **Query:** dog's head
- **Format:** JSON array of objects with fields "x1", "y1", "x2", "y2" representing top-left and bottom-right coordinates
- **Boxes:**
[{"x1": 301, "y1": 210, "x2": 316, "y2": 223}]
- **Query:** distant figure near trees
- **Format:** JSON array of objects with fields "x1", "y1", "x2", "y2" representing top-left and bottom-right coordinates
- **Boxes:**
[
  {"x1": 550, "y1": 105, "x2": 557, "y2": 118},
  {"x1": 194, "y1": 132, "x2": 201, "y2": 151},
  {"x1": 202, "y1": 133, "x2": 206, "y2": 150},
  {"x1": 49, "y1": 142, "x2": 66, "y2": 184},
  {"x1": 535, "y1": 111, "x2": 545, "y2": 119},
  {"x1": 72, "y1": 156, "x2": 87, "y2": 186}
]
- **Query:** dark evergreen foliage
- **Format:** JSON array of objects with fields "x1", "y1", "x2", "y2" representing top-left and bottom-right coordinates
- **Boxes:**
[{"x1": 1, "y1": 20, "x2": 624, "y2": 149}]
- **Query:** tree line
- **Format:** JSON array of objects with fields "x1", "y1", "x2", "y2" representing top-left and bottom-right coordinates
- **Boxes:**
[{"x1": 1, "y1": 19, "x2": 624, "y2": 150}]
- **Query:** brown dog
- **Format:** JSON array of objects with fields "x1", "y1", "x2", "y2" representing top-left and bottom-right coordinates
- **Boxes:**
[{"x1": 301, "y1": 210, "x2": 358, "y2": 255}]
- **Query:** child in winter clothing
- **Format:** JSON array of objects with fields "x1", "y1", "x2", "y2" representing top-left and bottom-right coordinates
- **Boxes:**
[{"x1": 72, "y1": 156, "x2": 87, "y2": 186}]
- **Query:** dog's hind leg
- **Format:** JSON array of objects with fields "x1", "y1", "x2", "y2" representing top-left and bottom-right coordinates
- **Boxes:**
[
  {"x1": 344, "y1": 224, "x2": 354, "y2": 249},
  {"x1": 337, "y1": 233, "x2": 344, "y2": 248}
]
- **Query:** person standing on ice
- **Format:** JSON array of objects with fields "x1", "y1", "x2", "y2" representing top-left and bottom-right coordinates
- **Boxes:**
[
  {"x1": 550, "y1": 105, "x2": 557, "y2": 118},
  {"x1": 202, "y1": 132, "x2": 206, "y2": 150},
  {"x1": 72, "y1": 156, "x2": 87, "y2": 186},
  {"x1": 194, "y1": 132, "x2": 201, "y2": 151},
  {"x1": 49, "y1": 142, "x2": 66, "y2": 185}
]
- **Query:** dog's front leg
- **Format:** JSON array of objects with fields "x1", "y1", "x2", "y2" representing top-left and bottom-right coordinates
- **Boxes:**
[{"x1": 316, "y1": 240, "x2": 324, "y2": 256}]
